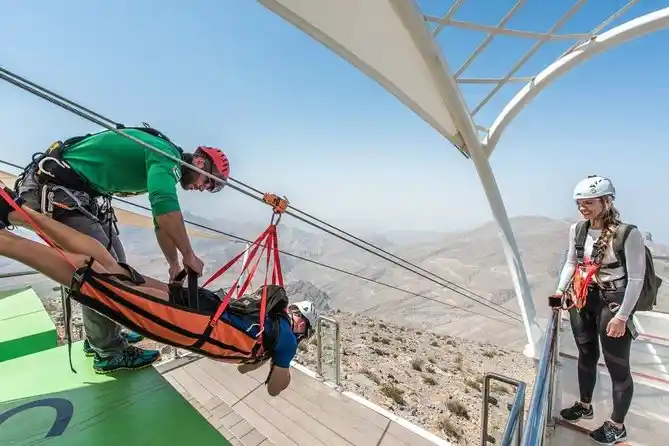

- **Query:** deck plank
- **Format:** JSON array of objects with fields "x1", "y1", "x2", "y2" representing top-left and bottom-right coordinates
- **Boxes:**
[
  {"x1": 199, "y1": 360, "x2": 328, "y2": 446},
  {"x1": 211, "y1": 360, "x2": 392, "y2": 442},
  {"x1": 385, "y1": 420, "x2": 440, "y2": 446},
  {"x1": 270, "y1": 376, "x2": 383, "y2": 445},
  {"x1": 161, "y1": 357, "x2": 447, "y2": 446},
  {"x1": 248, "y1": 384, "x2": 355, "y2": 446}
]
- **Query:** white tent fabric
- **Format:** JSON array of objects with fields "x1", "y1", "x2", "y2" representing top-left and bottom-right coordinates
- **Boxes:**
[{"x1": 259, "y1": 0, "x2": 468, "y2": 155}]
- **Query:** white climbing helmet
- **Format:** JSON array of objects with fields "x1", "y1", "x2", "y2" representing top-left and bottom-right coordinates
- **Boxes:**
[
  {"x1": 573, "y1": 175, "x2": 616, "y2": 200},
  {"x1": 290, "y1": 300, "x2": 318, "y2": 334}
]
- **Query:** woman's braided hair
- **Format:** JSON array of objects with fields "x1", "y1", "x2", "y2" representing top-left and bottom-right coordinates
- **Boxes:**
[{"x1": 591, "y1": 196, "x2": 622, "y2": 264}]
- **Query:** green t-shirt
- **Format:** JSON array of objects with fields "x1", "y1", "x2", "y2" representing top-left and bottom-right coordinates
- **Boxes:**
[{"x1": 62, "y1": 129, "x2": 182, "y2": 217}]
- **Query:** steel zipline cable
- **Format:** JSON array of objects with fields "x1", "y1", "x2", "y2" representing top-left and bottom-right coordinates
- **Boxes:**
[
  {"x1": 107, "y1": 201, "x2": 522, "y2": 326},
  {"x1": 0, "y1": 66, "x2": 523, "y2": 322},
  {"x1": 0, "y1": 157, "x2": 520, "y2": 326}
]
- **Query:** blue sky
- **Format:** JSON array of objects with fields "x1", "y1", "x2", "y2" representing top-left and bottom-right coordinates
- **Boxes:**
[{"x1": 1, "y1": 1, "x2": 668, "y2": 242}]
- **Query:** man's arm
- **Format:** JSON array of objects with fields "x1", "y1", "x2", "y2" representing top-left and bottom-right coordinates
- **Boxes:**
[
  {"x1": 154, "y1": 212, "x2": 195, "y2": 261},
  {"x1": 155, "y1": 225, "x2": 181, "y2": 278},
  {"x1": 145, "y1": 148, "x2": 198, "y2": 268}
]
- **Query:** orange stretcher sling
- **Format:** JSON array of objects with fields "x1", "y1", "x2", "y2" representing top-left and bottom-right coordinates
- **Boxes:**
[{"x1": 0, "y1": 187, "x2": 287, "y2": 372}]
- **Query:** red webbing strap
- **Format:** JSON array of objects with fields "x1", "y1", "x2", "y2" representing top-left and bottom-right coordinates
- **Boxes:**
[
  {"x1": 257, "y1": 225, "x2": 284, "y2": 344},
  {"x1": 205, "y1": 221, "x2": 284, "y2": 351},
  {"x1": 235, "y1": 235, "x2": 271, "y2": 298},
  {"x1": 257, "y1": 230, "x2": 274, "y2": 341},
  {"x1": 270, "y1": 225, "x2": 283, "y2": 287},
  {"x1": 0, "y1": 188, "x2": 76, "y2": 269},
  {"x1": 208, "y1": 229, "x2": 272, "y2": 326},
  {"x1": 202, "y1": 227, "x2": 269, "y2": 288},
  {"x1": 566, "y1": 262, "x2": 600, "y2": 310}
]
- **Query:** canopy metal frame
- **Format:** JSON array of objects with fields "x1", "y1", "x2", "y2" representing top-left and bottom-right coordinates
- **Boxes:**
[{"x1": 258, "y1": 0, "x2": 669, "y2": 355}]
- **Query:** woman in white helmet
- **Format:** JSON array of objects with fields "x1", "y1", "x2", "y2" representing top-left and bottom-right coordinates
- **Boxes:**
[{"x1": 552, "y1": 175, "x2": 646, "y2": 445}]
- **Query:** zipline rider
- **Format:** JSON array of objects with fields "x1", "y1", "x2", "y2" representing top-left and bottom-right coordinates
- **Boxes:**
[{"x1": 14, "y1": 125, "x2": 231, "y2": 374}]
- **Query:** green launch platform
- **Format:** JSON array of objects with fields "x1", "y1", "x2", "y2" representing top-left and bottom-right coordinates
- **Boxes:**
[
  {"x1": 0, "y1": 287, "x2": 57, "y2": 362},
  {"x1": 0, "y1": 287, "x2": 230, "y2": 446}
]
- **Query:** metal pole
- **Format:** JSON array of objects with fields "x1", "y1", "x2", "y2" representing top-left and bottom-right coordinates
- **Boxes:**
[
  {"x1": 334, "y1": 318, "x2": 341, "y2": 386},
  {"x1": 481, "y1": 372, "x2": 526, "y2": 446},
  {"x1": 315, "y1": 316, "x2": 341, "y2": 385},
  {"x1": 316, "y1": 318, "x2": 323, "y2": 377}
]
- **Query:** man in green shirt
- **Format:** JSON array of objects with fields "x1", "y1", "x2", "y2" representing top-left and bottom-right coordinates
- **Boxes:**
[{"x1": 16, "y1": 126, "x2": 231, "y2": 373}]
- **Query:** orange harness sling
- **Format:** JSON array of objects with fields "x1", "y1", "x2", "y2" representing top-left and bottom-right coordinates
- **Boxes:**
[
  {"x1": 0, "y1": 187, "x2": 289, "y2": 372},
  {"x1": 563, "y1": 261, "x2": 601, "y2": 310}
]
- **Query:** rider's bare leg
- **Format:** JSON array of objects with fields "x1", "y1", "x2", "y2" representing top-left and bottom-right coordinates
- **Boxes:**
[
  {"x1": 8, "y1": 204, "x2": 122, "y2": 273},
  {"x1": 0, "y1": 228, "x2": 112, "y2": 286},
  {"x1": 7, "y1": 203, "x2": 170, "y2": 293},
  {"x1": 0, "y1": 227, "x2": 171, "y2": 300}
]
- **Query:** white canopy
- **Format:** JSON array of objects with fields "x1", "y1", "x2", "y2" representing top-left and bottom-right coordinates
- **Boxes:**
[
  {"x1": 257, "y1": 0, "x2": 669, "y2": 353},
  {"x1": 259, "y1": 0, "x2": 469, "y2": 156}
]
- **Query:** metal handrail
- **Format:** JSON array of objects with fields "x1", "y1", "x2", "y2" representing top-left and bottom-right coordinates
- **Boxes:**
[
  {"x1": 0, "y1": 270, "x2": 40, "y2": 279},
  {"x1": 315, "y1": 315, "x2": 341, "y2": 386},
  {"x1": 520, "y1": 309, "x2": 560, "y2": 445},
  {"x1": 481, "y1": 372, "x2": 527, "y2": 445}
]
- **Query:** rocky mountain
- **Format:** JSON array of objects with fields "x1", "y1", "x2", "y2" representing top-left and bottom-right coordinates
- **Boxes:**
[
  {"x1": 3, "y1": 213, "x2": 668, "y2": 349},
  {"x1": 285, "y1": 280, "x2": 332, "y2": 311},
  {"x1": 294, "y1": 310, "x2": 535, "y2": 445}
]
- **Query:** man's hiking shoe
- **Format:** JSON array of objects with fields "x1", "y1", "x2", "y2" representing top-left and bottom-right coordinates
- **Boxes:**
[
  {"x1": 589, "y1": 421, "x2": 627, "y2": 445},
  {"x1": 93, "y1": 345, "x2": 160, "y2": 374},
  {"x1": 560, "y1": 401, "x2": 594, "y2": 422},
  {"x1": 83, "y1": 331, "x2": 145, "y2": 357}
]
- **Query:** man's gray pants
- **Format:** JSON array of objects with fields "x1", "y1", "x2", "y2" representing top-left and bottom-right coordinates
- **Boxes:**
[{"x1": 17, "y1": 169, "x2": 129, "y2": 358}]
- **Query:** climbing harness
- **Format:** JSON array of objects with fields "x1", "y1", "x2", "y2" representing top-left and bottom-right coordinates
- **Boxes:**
[
  {"x1": 13, "y1": 122, "x2": 181, "y2": 252},
  {"x1": 0, "y1": 185, "x2": 289, "y2": 372},
  {"x1": 561, "y1": 262, "x2": 601, "y2": 310}
]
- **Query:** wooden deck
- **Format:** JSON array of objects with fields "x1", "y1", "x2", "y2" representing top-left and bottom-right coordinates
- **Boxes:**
[{"x1": 156, "y1": 355, "x2": 449, "y2": 446}]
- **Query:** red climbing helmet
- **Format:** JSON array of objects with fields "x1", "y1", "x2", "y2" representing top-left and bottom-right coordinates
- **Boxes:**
[{"x1": 195, "y1": 146, "x2": 230, "y2": 193}]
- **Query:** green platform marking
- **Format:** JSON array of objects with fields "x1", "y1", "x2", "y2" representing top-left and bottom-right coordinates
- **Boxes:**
[
  {"x1": 0, "y1": 287, "x2": 57, "y2": 362},
  {"x1": 0, "y1": 341, "x2": 230, "y2": 445}
]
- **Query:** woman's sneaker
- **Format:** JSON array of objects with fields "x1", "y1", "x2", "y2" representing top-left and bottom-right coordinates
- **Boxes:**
[
  {"x1": 93, "y1": 345, "x2": 160, "y2": 374},
  {"x1": 589, "y1": 421, "x2": 627, "y2": 445},
  {"x1": 560, "y1": 401, "x2": 594, "y2": 422}
]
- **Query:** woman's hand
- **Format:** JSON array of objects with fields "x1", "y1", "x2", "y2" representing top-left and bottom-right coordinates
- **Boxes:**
[{"x1": 606, "y1": 317, "x2": 627, "y2": 338}]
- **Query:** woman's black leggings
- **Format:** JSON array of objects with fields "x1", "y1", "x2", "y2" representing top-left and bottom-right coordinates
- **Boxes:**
[{"x1": 569, "y1": 288, "x2": 634, "y2": 424}]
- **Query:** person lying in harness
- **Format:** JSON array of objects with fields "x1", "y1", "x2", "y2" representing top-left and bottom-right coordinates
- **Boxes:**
[
  {"x1": 13, "y1": 125, "x2": 231, "y2": 374},
  {"x1": 0, "y1": 184, "x2": 317, "y2": 395}
]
